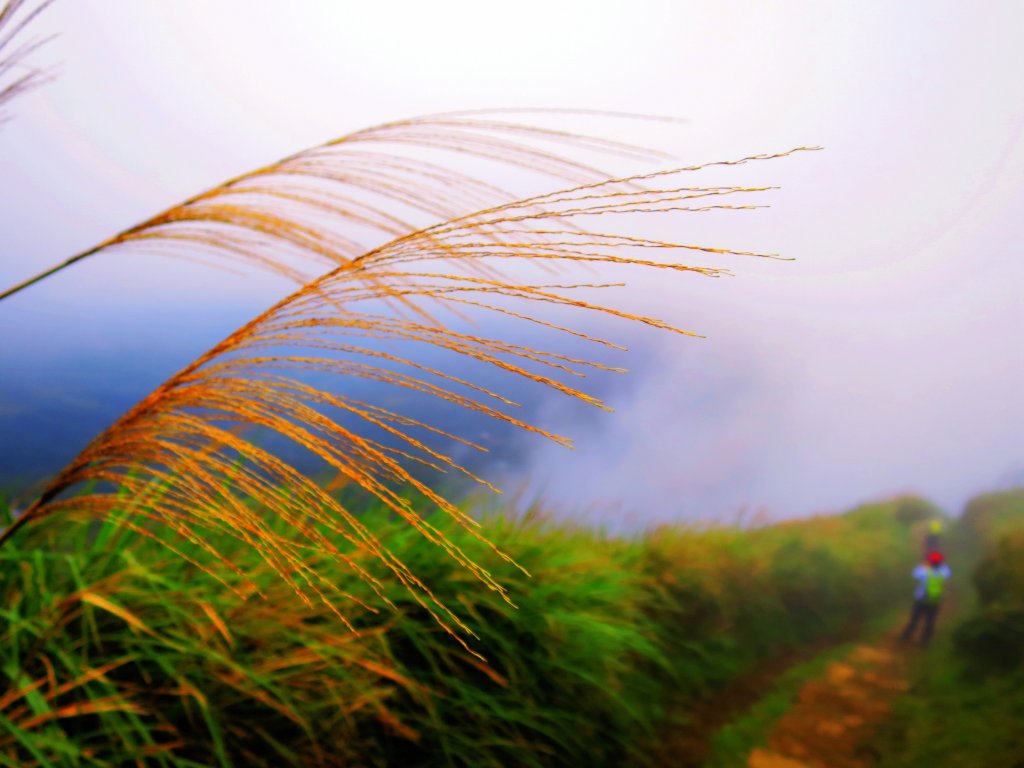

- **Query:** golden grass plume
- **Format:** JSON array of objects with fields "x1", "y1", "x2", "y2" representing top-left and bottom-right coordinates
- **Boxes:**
[
  {"x1": 0, "y1": 108, "x2": 683, "y2": 301},
  {"x1": 0, "y1": 0, "x2": 54, "y2": 124},
  {"x1": 1, "y1": 119, "x2": 817, "y2": 656}
]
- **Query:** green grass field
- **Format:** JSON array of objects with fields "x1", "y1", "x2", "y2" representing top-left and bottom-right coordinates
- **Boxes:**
[{"x1": 0, "y1": 492, "x2": 937, "y2": 767}]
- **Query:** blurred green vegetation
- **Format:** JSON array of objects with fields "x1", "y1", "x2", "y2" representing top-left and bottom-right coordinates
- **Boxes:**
[
  {"x1": 878, "y1": 489, "x2": 1024, "y2": 768},
  {"x1": 0, "y1": 493, "x2": 926, "y2": 766},
  {"x1": 951, "y1": 490, "x2": 1024, "y2": 678}
]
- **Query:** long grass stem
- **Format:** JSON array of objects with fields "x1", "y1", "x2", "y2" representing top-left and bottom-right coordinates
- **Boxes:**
[{"x1": 0, "y1": 249, "x2": 97, "y2": 301}]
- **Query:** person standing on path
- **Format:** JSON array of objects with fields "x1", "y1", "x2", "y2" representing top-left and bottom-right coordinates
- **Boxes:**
[{"x1": 900, "y1": 551, "x2": 951, "y2": 645}]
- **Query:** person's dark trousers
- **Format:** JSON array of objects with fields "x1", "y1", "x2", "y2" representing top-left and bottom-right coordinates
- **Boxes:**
[{"x1": 900, "y1": 599, "x2": 940, "y2": 644}]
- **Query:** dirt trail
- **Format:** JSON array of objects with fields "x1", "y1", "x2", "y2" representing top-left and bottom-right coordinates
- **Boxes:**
[
  {"x1": 647, "y1": 631, "x2": 861, "y2": 768},
  {"x1": 746, "y1": 638, "x2": 911, "y2": 768}
]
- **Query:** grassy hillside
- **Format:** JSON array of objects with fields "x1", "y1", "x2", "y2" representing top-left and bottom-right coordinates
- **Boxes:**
[{"x1": 0, "y1": 493, "x2": 931, "y2": 767}]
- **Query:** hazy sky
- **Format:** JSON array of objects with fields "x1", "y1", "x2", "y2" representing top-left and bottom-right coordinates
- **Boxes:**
[{"x1": 1, "y1": 1, "x2": 1021, "y2": 523}]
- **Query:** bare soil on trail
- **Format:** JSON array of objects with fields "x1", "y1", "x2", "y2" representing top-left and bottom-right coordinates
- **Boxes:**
[
  {"x1": 746, "y1": 637, "x2": 912, "y2": 768},
  {"x1": 648, "y1": 630, "x2": 863, "y2": 768}
]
